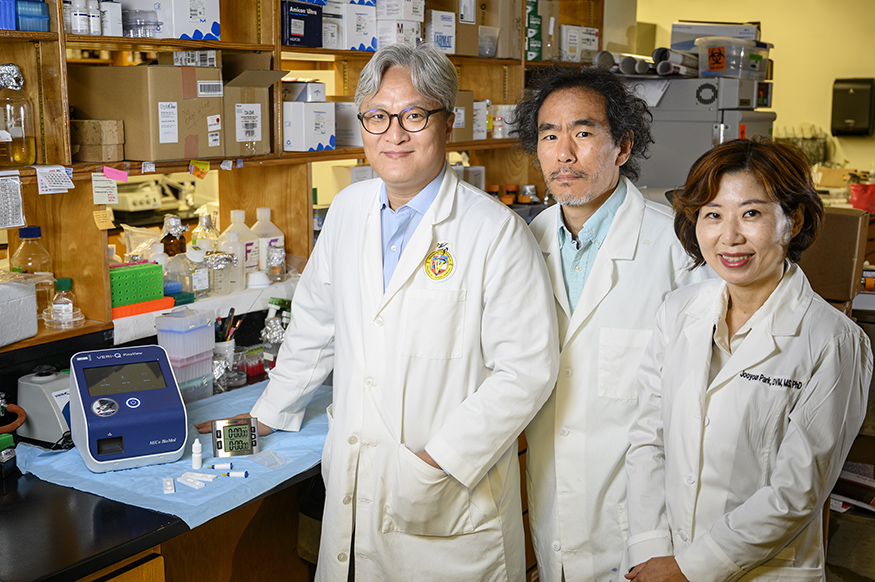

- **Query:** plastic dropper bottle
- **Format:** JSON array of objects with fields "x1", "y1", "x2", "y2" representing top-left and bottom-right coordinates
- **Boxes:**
[
  {"x1": 220, "y1": 210, "x2": 259, "y2": 276},
  {"x1": 251, "y1": 207, "x2": 285, "y2": 272},
  {"x1": 218, "y1": 231, "x2": 246, "y2": 293},
  {"x1": 150, "y1": 242, "x2": 169, "y2": 272},
  {"x1": 10, "y1": 225, "x2": 54, "y2": 317}
]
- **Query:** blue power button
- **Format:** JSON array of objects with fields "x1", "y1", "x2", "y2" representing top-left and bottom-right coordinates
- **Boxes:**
[{"x1": 126, "y1": 398, "x2": 141, "y2": 409}]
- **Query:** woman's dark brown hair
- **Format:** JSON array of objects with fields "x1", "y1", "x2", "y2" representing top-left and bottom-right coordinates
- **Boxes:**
[{"x1": 673, "y1": 137, "x2": 824, "y2": 267}]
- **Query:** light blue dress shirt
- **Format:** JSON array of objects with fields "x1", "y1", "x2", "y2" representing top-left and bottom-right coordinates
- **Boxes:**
[
  {"x1": 380, "y1": 165, "x2": 446, "y2": 290},
  {"x1": 558, "y1": 179, "x2": 627, "y2": 312}
]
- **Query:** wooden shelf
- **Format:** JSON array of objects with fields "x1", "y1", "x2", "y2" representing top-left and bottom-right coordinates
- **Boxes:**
[
  {"x1": 280, "y1": 46, "x2": 522, "y2": 67},
  {"x1": 65, "y1": 35, "x2": 274, "y2": 53},
  {"x1": 0, "y1": 30, "x2": 58, "y2": 43},
  {"x1": 0, "y1": 320, "x2": 113, "y2": 354}
]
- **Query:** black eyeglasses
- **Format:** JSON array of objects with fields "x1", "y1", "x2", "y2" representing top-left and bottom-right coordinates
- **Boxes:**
[{"x1": 357, "y1": 106, "x2": 446, "y2": 135}]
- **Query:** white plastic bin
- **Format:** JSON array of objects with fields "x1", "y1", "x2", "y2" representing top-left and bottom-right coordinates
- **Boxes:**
[{"x1": 695, "y1": 36, "x2": 772, "y2": 81}]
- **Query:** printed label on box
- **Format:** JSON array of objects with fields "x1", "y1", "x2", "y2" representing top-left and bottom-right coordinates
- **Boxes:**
[
  {"x1": 208, "y1": 131, "x2": 221, "y2": 148},
  {"x1": 159, "y1": 102, "x2": 179, "y2": 144},
  {"x1": 459, "y1": 0, "x2": 474, "y2": 24},
  {"x1": 314, "y1": 111, "x2": 327, "y2": 133},
  {"x1": 291, "y1": 17, "x2": 305, "y2": 37},
  {"x1": 198, "y1": 81, "x2": 223, "y2": 97},
  {"x1": 207, "y1": 114, "x2": 221, "y2": 131},
  {"x1": 236, "y1": 104, "x2": 262, "y2": 143},
  {"x1": 453, "y1": 106, "x2": 465, "y2": 128}
]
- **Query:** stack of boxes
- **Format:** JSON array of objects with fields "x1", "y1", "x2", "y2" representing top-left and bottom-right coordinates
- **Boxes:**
[
  {"x1": 119, "y1": 0, "x2": 221, "y2": 40},
  {"x1": 279, "y1": 0, "x2": 377, "y2": 51},
  {"x1": 375, "y1": 0, "x2": 423, "y2": 49},
  {"x1": 70, "y1": 119, "x2": 125, "y2": 162},
  {"x1": 282, "y1": 81, "x2": 336, "y2": 152},
  {"x1": 526, "y1": 1, "x2": 541, "y2": 62},
  {"x1": 155, "y1": 307, "x2": 215, "y2": 403}
]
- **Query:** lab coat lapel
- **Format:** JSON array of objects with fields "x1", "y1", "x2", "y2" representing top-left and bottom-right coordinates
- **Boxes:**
[
  {"x1": 683, "y1": 288, "x2": 724, "y2": 396},
  {"x1": 535, "y1": 206, "x2": 572, "y2": 322},
  {"x1": 361, "y1": 186, "x2": 386, "y2": 319},
  {"x1": 563, "y1": 181, "x2": 645, "y2": 348},
  {"x1": 376, "y1": 170, "x2": 455, "y2": 313}
]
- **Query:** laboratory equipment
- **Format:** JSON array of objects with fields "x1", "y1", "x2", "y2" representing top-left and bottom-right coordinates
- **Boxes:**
[
  {"x1": 16, "y1": 366, "x2": 72, "y2": 448},
  {"x1": 191, "y1": 437, "x2": 202, "y2": 469},
  {"x1": 251, "y1": 207, "x2": 284, "y2": 272},
  {"x1": 219, "y1": 232, "x2": 246, "y2": 293},
  {"x1": 265, "y1": 242, "x2": 286, "y2": 283},
  {"x1": 69, "y1": 345, "x2": 188, "y2": 473},
  {"x1": 160, "y1": 214, "x2": 187, "y2": 257},
  {"x1": 211, "y1": 417, "x2": 260, "y2": 458},
  {"x1": 219, "y1": 210, "x2": 259, "y2": 275},
  {"x1": 9, "y1": 224, "x2": 53, "y2": 316},
  {"x1": 634, "y1": 77, "x2": 776, "y2": 190},
  {"x1": 43, "y1": 276, "x2": 85, "y2": 329},
  {"x1": 190, "y1": 213, "x2": 219, "y2": 248}
]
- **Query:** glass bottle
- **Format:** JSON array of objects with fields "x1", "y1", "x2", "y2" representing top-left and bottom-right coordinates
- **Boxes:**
[
  {"x1": 0, "y1": 64, "x2": 36, "y2": 167},
  {"x1": 43, "y1": 277, "x2": 84, "y2": 329},
  {"x1": 9, "y1": 225, "x2": 54, "y2": 317},
  {"x1": 261, "y1": 316, "x2": 285, "y2": 372},
  {"x1": 206, "y1": 249, "x2": 235, "y2": 297},
  {"x1": 190, "y1": 213, "x2": 219, "y2": 249},
  {"x1": 63, "y1": 0, "x2": 73, "y2": 33},
  {"x1": 160, "y1": 214, "x2": 187, "y2": 257},
  {"x1": 187, "y1": 245, "x2": 210, "y2": 300},
  {"x1": 266, "y1": 241, "x2": 286, "y2": 283},
  {"x1": 219, "y1": 231, "x2": 246, "y2": 293}
]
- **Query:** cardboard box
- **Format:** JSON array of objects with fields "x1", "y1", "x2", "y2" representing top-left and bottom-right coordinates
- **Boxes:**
[
  {"x1": 323, "y1": 1, "x2": 376, "y2": 51},
  {"x1": 537, "y1": 0, "x2": 559, "y2": 61},
  {"x1": 450, "y1": 89, "x2": 473, "y2": 142},
  {"x1": 376, "y1": 19, "x2": 421, "y2": 49},
  {"x1": 424, "y1": 10, "x2": 454, "y2": 54},
  {"x1": 375, "y1": 0, "x2": 423, "y2": 22},
  {"x1": 68, "y1": 65, "x2": 225, "y2": 161},
  {"x1": 73, "y1": 143, "x2": 125, "y2": 162},
  {"x1": 0, "y1": 279, "x2": 37, "y2": 347},
  {"x1": 157, "y1": 50, "x2": 220, "y2": 67},
  {"x1": 433, "y1": 0, "x2": 520, "y2": 59},
  {"x1": 798, "y1": 206, "x2": 868, "y2": 303},
  {"x1": 670, "y1": 21, "x2": 760, "y2": 52},
  {"x1": 70, "y1": 119, "x2": 124, "y2": 145},
  {"x1": 119, "y1": 0, "x2": 220, "y2": 40},
  {"x1": 282, "y1": 81, "x2": 327, "y2": 102},
  {"x1": 815, "y1": 167, "x2": 857, "y2": 189},
  {"x1": 222, "y1": 54, "x2": 286, "y2": 157},
  {"x1": 329, "y1": 96, "x2": 362, "y2": 148},
  {"x1": 283, "y1": 101, "x2": 335, "y2": 151},
  {"x1": 281, "y1": 1, "x2": 322, "y2": 47}
]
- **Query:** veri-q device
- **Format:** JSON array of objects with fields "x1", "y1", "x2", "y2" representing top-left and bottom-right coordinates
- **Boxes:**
[{"x1": 69, "y1": 346, "x2": 188, "y2": 473}]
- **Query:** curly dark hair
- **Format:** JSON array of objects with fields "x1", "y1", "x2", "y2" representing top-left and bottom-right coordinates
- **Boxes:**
[
  {"x1": 673, "y1": 137, "x2": 824, "y2": 267},
  {"x1": 510, "y1": 66, "x2": 653, "y2": 182}
]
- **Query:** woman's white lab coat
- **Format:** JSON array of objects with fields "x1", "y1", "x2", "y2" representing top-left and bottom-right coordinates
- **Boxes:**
[
  {"x1": 625, "y1": 263, "x2": 872, "y2": 582},
  {"x1": 252, "y1": 169, "x2": 559, "y2": 582},
  {"x1": 526, "y1": 179, "x2": 704, "y2": 582}
]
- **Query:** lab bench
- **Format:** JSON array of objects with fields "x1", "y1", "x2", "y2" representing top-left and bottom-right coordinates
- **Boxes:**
[{"x1": 3, "y1": 382, "x2": 330, "y2": 582}]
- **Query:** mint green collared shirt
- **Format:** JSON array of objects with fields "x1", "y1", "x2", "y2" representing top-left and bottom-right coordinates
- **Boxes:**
[{"x1": 558, "y1": 180, "x2": 627, "y2": 312}]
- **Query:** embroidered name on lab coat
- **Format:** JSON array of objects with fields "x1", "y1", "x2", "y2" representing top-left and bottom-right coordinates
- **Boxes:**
[
  {"x1": 740, "y1": 370, "x2": 803, "y2": 390},
  {"x1": 425, "y1": 242, "x2": 455, "y2": 280}
]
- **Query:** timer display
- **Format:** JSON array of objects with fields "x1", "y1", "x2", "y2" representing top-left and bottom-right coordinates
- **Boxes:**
[{"x1": 211, "y1": 417, "x2": 260, "y2": 457}]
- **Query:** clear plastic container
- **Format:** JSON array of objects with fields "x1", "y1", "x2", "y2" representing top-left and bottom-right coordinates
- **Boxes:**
[
  {"x1": 10, "y1": 225, "x2": 53, "y2": 317},
  {"x1": 122, "y1": 9, "x2": 161, "y2": 38},
  {"x1": 191, "y1": 213, "x2": 219, "y2": 249},
  {"x1": 695, "y1": 36, "x2": 773, "y2": 81},
  {"x1": 219, "y1": 209, "x2": 259, "y2": 276},
  {"x1": 155, "y1": 307, "x2": 215, "y2": 360},
  {"x1": 218, "y1": 232, "x2": 246, "y2": 293}
]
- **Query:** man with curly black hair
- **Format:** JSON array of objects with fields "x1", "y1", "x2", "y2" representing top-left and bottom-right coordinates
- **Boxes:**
[{"x1": 513, "y1": 66, "x2": 707, "y2": 582}]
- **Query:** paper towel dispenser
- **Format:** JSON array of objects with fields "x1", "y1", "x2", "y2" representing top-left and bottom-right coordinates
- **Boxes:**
[{"x1": 832, "y1": 78, "x2": 875, "y2": 136}]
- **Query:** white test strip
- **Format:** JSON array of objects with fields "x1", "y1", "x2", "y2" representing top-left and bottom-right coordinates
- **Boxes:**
[
  {"x1": 163, "y1": 478, "x2": 175, "y2": 494},
  {"x1": 183, "y1": 471, "x2": 219, "y2": 482},
  {"x1": 177, "y1": 475, "x2": 205, "y2": 489}
]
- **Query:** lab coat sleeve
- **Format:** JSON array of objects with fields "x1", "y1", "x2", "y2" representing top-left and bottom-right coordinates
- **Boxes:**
[
  {"x1": 675, "y1": 329, "x2": 872, "y2": 582},
  {"x1": 250, "y1": 207, "x2": 337, "y2": 432},
  {"x1": 424, "y1": 213, "x2": 560, "y2": 489},
  {"x1": 625, "y1": 300, "x2": 674, "y2": 568}
]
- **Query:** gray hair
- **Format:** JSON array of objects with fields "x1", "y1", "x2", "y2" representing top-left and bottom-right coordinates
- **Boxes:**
[{"x1": 355, "y1": 43, "x2": 458, "y2": 113}]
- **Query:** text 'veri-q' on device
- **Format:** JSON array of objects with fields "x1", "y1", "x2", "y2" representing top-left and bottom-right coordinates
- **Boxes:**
[{"x1": 69, "y1": 346, "x2": 188, "y2": 473}]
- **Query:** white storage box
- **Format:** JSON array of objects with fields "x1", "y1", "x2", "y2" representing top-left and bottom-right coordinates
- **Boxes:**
[
  {"x1": 323, "y1": 1, "x2": 376, "y2": 51},
  {"x1": 155, "y1": 307, "x2": 216, "y2": 360},
  {"x1": 283, "y1": 101, "x2": 336, "y2": 151},
  {"x1": 119, "y1": 0, "x2": 220, "y2": 39},
  {"x1": 333, "y1": 100, "x2": 363, "y2": 148},
  {"x1": 376, "y1": 0, "x2": 423, "y2": 22},
  {"x1": 424, "y1": 10, "x2": 455, "y2": 54},
  {"x1": 282, "y1": 81, "x2": 326, "y2": 102},
  {"x1": 376, "y1": 19, "x2": 421, "y2": 49},
  {"x1": 671, "y1": 21, "x2": 759, "y2": 52},
  {"x1": 0, "y1": 279, "x2": 37, "y2": 348}
]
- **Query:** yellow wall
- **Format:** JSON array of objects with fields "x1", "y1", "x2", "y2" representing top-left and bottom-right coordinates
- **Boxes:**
[{"x1": 637, "y1": 0, "x2": 875, "y2": 171}]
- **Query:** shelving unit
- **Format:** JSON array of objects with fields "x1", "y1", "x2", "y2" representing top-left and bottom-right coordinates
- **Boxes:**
[{"x1": 0, "y1": 0, "x2": 602, "y2": 355}]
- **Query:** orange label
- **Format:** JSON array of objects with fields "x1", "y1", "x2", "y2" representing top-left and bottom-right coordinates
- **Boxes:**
[
  {"x1": 739, "y1": 124, "x2": 747, "y2": 139},
  {"x1": 708, "y1": 46, "x2": 726, "y2": 72}
]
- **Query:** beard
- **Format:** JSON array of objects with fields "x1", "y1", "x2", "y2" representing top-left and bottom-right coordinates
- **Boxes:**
[{"x1": 545, "y1": 166, "x2": 603, "y2": 207}]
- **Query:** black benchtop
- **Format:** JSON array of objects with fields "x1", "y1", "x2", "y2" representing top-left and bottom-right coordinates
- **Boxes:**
[{"x1": 0, "y1": 471, "x2": 188, "y2": 582}]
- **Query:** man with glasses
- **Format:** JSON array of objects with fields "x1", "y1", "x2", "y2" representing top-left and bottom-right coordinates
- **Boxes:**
[{"x1": 198, "y1": 43, "x2": 559, "y2": 581}]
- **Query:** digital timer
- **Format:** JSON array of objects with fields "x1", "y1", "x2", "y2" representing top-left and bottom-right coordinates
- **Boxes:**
[{"x1": 211, "y1": 417, "x2": 260, "y2": 457}]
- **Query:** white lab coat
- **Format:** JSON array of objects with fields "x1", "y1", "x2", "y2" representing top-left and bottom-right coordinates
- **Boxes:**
[
  {"x1": 526, "y1": 179, "x2": 704, "y2": 582},
  {"x1": 252, "y1": 169, "x2": 559, "y2": 582},
  {"x1": 625, "y1": 263, "x2": 872, "y2": 582}
]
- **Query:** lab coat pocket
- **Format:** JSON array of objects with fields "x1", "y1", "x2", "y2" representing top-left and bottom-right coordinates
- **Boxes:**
[
  {"x1": 399, "y1": 289, "x2": 466, "y2": 359},
  {"x1": 321, "y1": 404, "x2": 335, "y2": 484},
  {"x1": 598, "y1": 328, "x2": 652, "y2": 400},
  {"x1": 382, "y1": 444, "x2": 475, "y2": 536}
]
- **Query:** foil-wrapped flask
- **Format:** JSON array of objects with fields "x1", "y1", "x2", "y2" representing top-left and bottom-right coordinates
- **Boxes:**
[{"x1": 0, "y1": 63, "x2": 35, "y2": 167}]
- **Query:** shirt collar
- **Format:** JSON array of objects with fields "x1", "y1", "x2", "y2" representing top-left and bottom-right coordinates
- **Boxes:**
[
  {"x1": 379, "y1": 163, "x2": 447, "y2": 215},
  {"x1": 557, "y1": 178, "x2": 627, "y2": 248}
]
